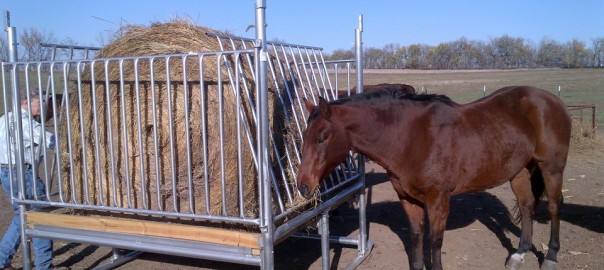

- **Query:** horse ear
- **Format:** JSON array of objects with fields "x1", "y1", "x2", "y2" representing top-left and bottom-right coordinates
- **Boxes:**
[
  {"x1": 303, "y1": 98, "x2": 315, "y2": 113},
  {"x1": 318, "y1": 96, "x2": 331, "y2": 119}
]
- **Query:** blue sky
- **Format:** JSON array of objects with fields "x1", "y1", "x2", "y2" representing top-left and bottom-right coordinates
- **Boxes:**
[{"x1": 2, "y1": 1, "x2": 603, "y2": 53}]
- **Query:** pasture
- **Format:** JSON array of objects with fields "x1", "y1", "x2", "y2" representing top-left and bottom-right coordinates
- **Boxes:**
[
  {"x1": 3, "y1": 68, "x2": 603, "y2": 127},
  {"x1": 358, "y1": 68, "x2": 604, "y2": 128}
]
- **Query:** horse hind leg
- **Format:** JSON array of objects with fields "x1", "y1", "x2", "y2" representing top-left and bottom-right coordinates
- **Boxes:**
[
  {"x1": 538, "y1": 161, "x2": 565, "y2": 270},
  {"x1": 506, "y1": 166, "x2": 539, "y2": 270}
]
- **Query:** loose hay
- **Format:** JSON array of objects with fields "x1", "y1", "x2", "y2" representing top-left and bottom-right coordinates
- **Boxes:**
[
  {"x1": 570, "y1": 117, "x2": 597, "y2": 150},
  {"x1": 57, "y1": 19, "x2": 300, "y2": 219}
]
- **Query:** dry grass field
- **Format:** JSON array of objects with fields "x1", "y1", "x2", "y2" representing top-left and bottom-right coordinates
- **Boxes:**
[{"x1": 340, "y1": 68, "x2": 604, "y2": 128}]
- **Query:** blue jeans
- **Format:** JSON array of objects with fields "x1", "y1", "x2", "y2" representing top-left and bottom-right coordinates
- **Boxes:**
[{"x1": 0, "y1": 166, "x2": 53, "y2": 270}]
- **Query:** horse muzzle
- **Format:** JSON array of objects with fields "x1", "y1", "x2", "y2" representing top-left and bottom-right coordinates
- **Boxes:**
[{"x1": 298, "y1": 183, "x2": 315, "y2": 199}]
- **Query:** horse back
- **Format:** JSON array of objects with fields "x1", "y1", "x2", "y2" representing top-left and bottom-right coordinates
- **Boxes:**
[
  {"x1": 426, "y1": 86, "x2": 570, "y2": 194},
  {"x1": 463, "y1": 85, "x2": 571, "y2": 171},
  {"x1": 498, "y1": 86, "x2": 571, "y2": 162}
]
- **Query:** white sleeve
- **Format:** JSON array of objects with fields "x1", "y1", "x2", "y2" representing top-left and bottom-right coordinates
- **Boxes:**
[{"x1": 22, "y1": 114, "x2": 53, "y2": 149}]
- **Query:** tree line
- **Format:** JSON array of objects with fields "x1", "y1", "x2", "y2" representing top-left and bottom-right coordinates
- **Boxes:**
[
  {"x1": 2, "y1": 28, "x2": 603, "y2": 70},
  {"x1": 328, "y1": 35, "x2": 604, "y2": 69},
  {"x1": 0, "y1": 27, "x2": 99, "y2": 62}
]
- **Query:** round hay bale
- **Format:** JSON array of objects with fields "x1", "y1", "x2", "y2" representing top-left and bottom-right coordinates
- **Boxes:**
[{"x1": 57, "y1": 19, "x2": 291, "y2": 218}]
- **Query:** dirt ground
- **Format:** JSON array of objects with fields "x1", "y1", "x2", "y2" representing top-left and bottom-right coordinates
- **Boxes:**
[{"x1": 0, "y1": 134, "x2": 602, "y2": 270}]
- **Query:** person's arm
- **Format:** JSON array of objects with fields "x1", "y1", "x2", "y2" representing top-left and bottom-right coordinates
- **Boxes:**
[{"x1": 21, "y1": 113, "x2": 55, "y2": 150}]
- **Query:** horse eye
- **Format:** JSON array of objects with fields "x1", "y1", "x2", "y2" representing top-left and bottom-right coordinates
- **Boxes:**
[{"x1": 317, "y1": 133, "x2": 328, "y2": 144}]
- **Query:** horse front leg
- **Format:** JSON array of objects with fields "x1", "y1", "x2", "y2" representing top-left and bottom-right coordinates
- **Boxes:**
[
  {"x1": 400, "y1": 196, "x2": 426, "y2": 270},
  {"x1": 426, "y1": 191, "x2": 451, "y2": 270}
]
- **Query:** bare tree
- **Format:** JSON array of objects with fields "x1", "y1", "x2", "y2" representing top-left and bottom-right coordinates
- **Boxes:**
[
  {"x1": 591, "y1": 37, "x2": 604, "y2": 68},
  {"x1": 406, "y1": 44, "x2": 430, "y2": 69},
  {"x1": 327, "y1": 48, "x2": 355, "y2": 61},
  {"x1": 19, "y1": 27, "x2": 56, "y2": 61},
  {"x1": 561, "y1": 39, "x2": 588, "y2": 68},
  {"x1": 364, "y1": 47, "x2": 384, "y2": 69},
  {"x1": 326, "y1": 34, "x2": 600, "y2": 70},
  {"x1": 489, "y1": 35, "x2": 533, "y2": 69},
  {"x1": 381, "y1": 43, "x2": 405, "y2": 69},
  {"x1": 537, "y1": 38, "x2": 564, "y2": 67},
  {"x1": 430, "y1": 43, "x2": 455, "y2": 69}
]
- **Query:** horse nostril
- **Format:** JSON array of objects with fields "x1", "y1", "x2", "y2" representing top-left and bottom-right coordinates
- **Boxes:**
[{"x1": 299, "y1": 183, "x2": 311, "y2": 197}]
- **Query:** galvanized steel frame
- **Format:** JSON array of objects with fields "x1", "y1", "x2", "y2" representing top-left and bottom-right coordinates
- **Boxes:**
[{"x1": 2, "y1": 3, "x2": 371, "y2": 269}]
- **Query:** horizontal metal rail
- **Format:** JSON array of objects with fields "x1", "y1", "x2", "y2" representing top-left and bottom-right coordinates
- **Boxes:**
[{"x1": 26, "y1": 226, "x2": 262, "y2": 266}]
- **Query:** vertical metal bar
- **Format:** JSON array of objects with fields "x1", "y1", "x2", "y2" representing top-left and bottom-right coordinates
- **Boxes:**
[
  {"x1": 320, "y1": 210, "x2": 331, "y2": 270},
  {"x1": 35, "y1": 65, "x2": 52, "y2": 199},
  {"x1": 118, "y1": 60, "x2": 132, "y2": 208},
  {"x1": 150, "y1": 58, "x2": 163, "y2": 211},
  {"x1": 104, "y1": 60, "x2": 119, "y2": 207},
  {"x1": 165, "y1": 56, "x2": 178, "y2": 211},
  {"x1": 6, "y1": 15, "x2": 32, "y2": 269},
  {"x1": 182, "y1": 56, "x2": 194, "y2": 213},
  {"x1": 22, "y1": 66, "x2": 39, "y2": 201},
  {"x1": 199, "y1": 56, "x2": 211, "y2": 214},
  {"x1": 235, "y1": 54, "x2": 245, "y2": 218},
  {"x1": 347, "y1": 63, "x2": 352, "y2": 96},
  {"x1": 256, "y1": 1, "x2": 274, "y2": 269},
  {"x1": 355, "y1": 15, "x2": 369, "y2": 255},
  {"x1": 134, "y1": 58, "x2": 148, "y2": 209},
  {"x1": 304, "y1": 48, "x2": 324, "y2": 99},
  {"x1": 90, "y1": 60, "x2": 105, "y2": 206},
  {"x1": 62, "y1": 62, "x2": 79, "y2": 204},
  {"x1": 76, "y1": 62, "x2": 91, "y2": 205},
  {"x1": 264, "y1": 46, "x2": 287, "y2": 212},
  {"x1": 214, "y1": 37, "x2": 261, "y2": 175},
  {"x1": 47, "y1": 62, "x2": 65, "y2": 203},
  {"x1": 89, "y1": 61, "x2": 105, "y2": 205},
  {"x1": 334, "y1": 63, "x2": 340, "y2": 98},
  {"x1": 37, "y1": 64, "x2": 51, "y2": 195},
  {"x1": 217, "y1": 53, "x2": 227, "y2": 215}
]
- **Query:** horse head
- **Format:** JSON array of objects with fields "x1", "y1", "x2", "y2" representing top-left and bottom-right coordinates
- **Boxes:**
[{"x1": 297, "y1": 97, "x2": 351, "y2": 199}]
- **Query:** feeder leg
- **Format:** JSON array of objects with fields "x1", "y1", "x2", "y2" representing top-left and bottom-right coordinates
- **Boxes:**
[{"x1": 320, "y1": 210, "x2": 331, "y2": 270}]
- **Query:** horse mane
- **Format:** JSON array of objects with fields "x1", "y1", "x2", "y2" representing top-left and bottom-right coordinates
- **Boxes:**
[
  {"x1": 331, "y1": 88, "x2": 453, "y2": 105},
  {"x1": 307, "y1": 89, "x2": 453, "y2": 123}
]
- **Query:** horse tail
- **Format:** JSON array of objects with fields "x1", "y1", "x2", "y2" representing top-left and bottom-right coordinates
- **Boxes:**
[{"x1": 512, "y1": 164, "x2": 546, "y2": 224}]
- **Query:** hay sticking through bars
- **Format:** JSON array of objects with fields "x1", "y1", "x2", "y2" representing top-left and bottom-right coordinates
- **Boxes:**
[
  {"x1": 570, "y1": 117, "x2": 597, "y2": 151},
  {"x1": 56, "y1": 19, "x2": 297, "y2": 219}
]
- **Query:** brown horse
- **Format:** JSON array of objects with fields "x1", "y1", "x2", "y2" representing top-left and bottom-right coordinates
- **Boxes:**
[{"x1": 296, "y1": 86, "x2": 571, "y2": 270}]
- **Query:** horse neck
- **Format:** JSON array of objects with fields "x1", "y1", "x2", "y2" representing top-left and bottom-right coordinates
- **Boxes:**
[{"x1": 334, "y1": 102, "x2": 403, "y2": 162}]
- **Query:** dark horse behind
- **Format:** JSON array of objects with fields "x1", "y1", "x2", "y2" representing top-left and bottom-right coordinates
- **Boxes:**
[
  {"x1": 296, "y1": 86, "x2": 571, "y2": 270},
  {"x1": 337, "y1": 83, "x2": 416, "y2": 98}
]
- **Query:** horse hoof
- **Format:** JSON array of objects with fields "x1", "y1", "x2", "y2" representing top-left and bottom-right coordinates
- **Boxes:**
[
  {"x1": 505, "y1": 256, "x2": 524, "y2": 270},
  {"x1": 540, "y1": 260, "x2": 558, "y2": 270}
]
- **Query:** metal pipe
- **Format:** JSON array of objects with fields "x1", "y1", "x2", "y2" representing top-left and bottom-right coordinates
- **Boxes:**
[
  {"x1": 274, "y1": 181, "x2": 364, "y2": 242},
  {"x1": 92, "y1": 250, "x2": 143, "y2": 270},
  {"x1": 255, "y1": 1, "x2": 274, "y2": 269},
  {"x1": 6, "y1": 14, "x2": 34, "y2": 269},
  {"x1": 118, "y1": 59, "x2": 133, "y2": 208},
  {"x1": 320, "y1": 210, "x2": 331, "y2": 270},
  {"x1": 293, "y1": 233, "x2": 360, "y2": 246},
  {"x1": 355, "y1": 14, "x2": 369, "y2": 255},
  {"x1": 26, "y1": 226, "x2": 262, "y2": 266}
]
